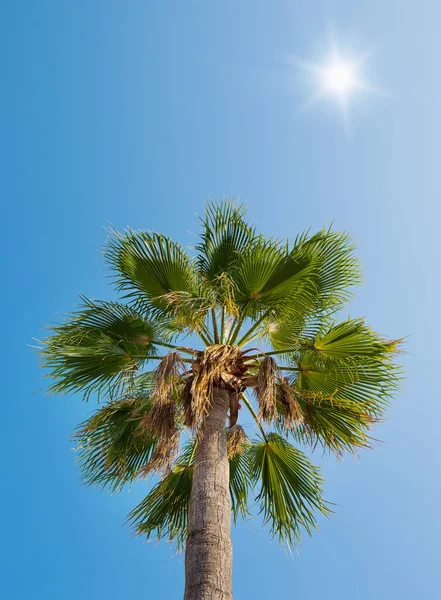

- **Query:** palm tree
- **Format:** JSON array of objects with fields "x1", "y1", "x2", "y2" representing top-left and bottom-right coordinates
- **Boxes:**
[{"x1": 40, "y1": 201, "x2": 400, "y2": 600}]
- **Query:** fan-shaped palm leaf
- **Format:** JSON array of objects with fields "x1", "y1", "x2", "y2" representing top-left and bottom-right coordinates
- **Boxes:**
[
  {"x1": 264, "y1": 310, "x2": 322, "y2": 350},
  {"x1": 232, "y1": 238, "x2": 317, "y2": 316},
  {"x1": 228, "y1": 229, "x2": 360, "y2": 346},
  {"x1": 288, "y1": 393, "x2": 375, "y2": 456},
  {"x1": 313, "y1": 318, "x2": 399, "y2": 358},
  {"x1": 105, "y1": 228, "x2": 201, "y2": 323},
  {"x1": 129, "y1": 462, "x2": 193, "y2": 551},
  {"x1": 248, "y1": 433, "x2": 329, "y2": 546},
  {"x1": 280, "y1": 319, "x2": 401, "y2": 417},
  {"x1": 228, "y1": 434, "x2": 253, "y2": 522},
  {"x1": 300, "y1": 228, "x2": 361, "y2": 312},
  {"x1": 40, "y1": 299, "x2": 163, "y2": 399},
  {"x1": 195, "y1": 200, "x2": 258, "y2": 284},
  {"x1": 74, "y1": 393, "x2": 156, "y2": 492}
]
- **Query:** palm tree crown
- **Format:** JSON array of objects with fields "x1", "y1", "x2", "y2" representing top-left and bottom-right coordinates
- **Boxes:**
[{"x1": 41, "y1": 201, "x2": 401, "y2": 550}]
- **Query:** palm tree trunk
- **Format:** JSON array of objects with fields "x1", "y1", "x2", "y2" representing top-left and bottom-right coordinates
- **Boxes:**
[{"x1": 184, "y1": 386, "x2": 233, "y2": 600}]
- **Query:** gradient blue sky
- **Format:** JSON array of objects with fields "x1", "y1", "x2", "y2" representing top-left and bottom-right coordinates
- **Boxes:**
[{"x1": 2, "y1": 1, "x2": 440, "y2": 598}]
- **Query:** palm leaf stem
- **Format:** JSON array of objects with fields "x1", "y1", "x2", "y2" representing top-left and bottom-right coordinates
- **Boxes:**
[
  {"x1": 227, "y1": 317, "x2": 245, "y2": 346},
  {"x1": 151, "y1": 341, "x2": 196, "y2": 356},
  {"x1": 198, "y1": 327, "x2": 213, "y2": 346},
  {"x1": 242, "y1": 360, "x2": 301, "y2": 371},
  {"x1": 241, "y1": 393, "x2": 268, "y2": 441},
  {"x1": 245, "y1": 348, "x2": 298, "y2": 360},
  {"x1": 130, "y1": 354, "x2": 193, "y2": 363},
  {"x1": 241, "y1": 329, "x2": 266, "y2": 348},
  {"x1": 236, "y1": 310, "x2": 271, "y2": 347},
  {"x1": 224, "y1": 314, "x2": 239, "y2": 344},
  {"x1": 227, "y1": 302, "x2": 250, "y2": 345},
  {"x1": 220, "y1": 305, "x2": 226, "y2": 343},
  {"x1": 211, "y1": 309, "x2": 220, "y2": 344},
  {"x1": 187, "y1": 439, "x2": 198, "y2": 466}
]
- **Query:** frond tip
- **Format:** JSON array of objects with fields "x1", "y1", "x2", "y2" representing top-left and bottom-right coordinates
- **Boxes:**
[{"x1": 128, "y1": 463, "x2": 193, "y2": 551}]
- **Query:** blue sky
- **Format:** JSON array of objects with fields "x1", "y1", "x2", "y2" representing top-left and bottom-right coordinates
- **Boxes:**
[{"x1": 2, "y1": 1, "x2": 441, "y2": 598}]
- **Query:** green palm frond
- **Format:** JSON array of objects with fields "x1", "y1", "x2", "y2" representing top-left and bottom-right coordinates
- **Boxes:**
[
  {"x1": 105, "y1": 228, "x2": 200, "y2": 322},
  {"x1": 289, "y1": 394, "x2": 375, "y2": 456},
  {"x1": 229, "y1": 440, "x2": 253, "y2": 522},
  {"x1": 264, "y1": 311, "x2": 322, "y2": 351},
  {"x1": 232, "y1": 238, "x2": 318, "y2": 317},
  {"x1": 195, "y1": 200, "x2": 258, "y2": 285},
  {"x1": 294, "y1": 358, "x2": 399, "y2": 418},
  {"x1": 128, "y1": 440, "x2": 196, "y2": 550},
  {"x1": 40, "y1": 299, "x2": 162, "y2": 399},
  {"x1": 249, "y1": 433, "x2": 329, "y2": 547},
  {"x1": 313, "y1": 318, "x2": 399, "y2": 358},
  {"x1": 129, "y1": 461, "x2": 193, "y2": 551},
  {"x1": 280, "y1": 319, "x2": 402, "y2": 418},
  {"x1": 227, "y1": 229, "x2": 360, "y2": 347},
  {"x1": 256, "y1": 234, "x2": 360, "y2": 348},
  {"x1": 74, "y1": 391, "x2": 156, "y2": 491},
  {"x1": 300, "y1": 228, "x2": 361, "y2": 312},
  {"x1": 242, "y1": 229, "x2": 359, "y2": 316}
]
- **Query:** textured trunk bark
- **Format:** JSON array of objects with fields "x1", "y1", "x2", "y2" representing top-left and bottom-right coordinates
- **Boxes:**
[{"x1": 184, "y1": 386, "x2": 233, "y2": 600}]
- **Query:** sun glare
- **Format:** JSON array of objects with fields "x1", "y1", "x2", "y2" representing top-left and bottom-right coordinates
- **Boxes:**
[
  {"x1": 288, "y1": 30, "x2": 381, "y2": 134},
  {"x1": 322, "y1": 62, "x2": 356, "y2": 94}
]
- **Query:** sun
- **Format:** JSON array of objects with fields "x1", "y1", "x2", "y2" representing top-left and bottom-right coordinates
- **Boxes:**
[
  {"x1": 287, "y1": 31, "x2": 380, "y2": 134},
  {"x1": 323, "y1": 62, "x2": 356, "y2": 94},
  {"x1": 316, "y1": 56, "x2": 364, "y2": 105},
  {"x1": 303, "y1": 52, "x2": 369, "y2": 109}
]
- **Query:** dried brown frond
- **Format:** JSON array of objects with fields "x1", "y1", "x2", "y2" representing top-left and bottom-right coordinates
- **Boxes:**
[
  {"x1": 140, "y1": 352, "x2": 184, "y2": 437},
  {"x1": 190, "y1": 345, "x2": 245, "y2": 429},
  {"x1": 136, "y1": 352, "x2": 184, "y2": 477},
  {"x1": 146, "y1": 400, "x2": 176, "y2": 439},
  {"x1": 155, "y1": 351, "x2": 184, "y2": 381},
  {"x1": 227, "y1": 425, "x2": 248, "y2": 458},
  {"x1": 137, "y1": 428, "x2": 180, "y2": 477},
  {"x1": 255, "y1": 356, "x2": 278, "y2": 423},
  {"x1": 182, "y1": 376, "x2": 195, "y2": 427},
  {"x1": 278, "y1": 378, "x2": 304, "y2": 429},
  {"x1": 240, "y1": 374, "x2": 258, "y2": 389}
]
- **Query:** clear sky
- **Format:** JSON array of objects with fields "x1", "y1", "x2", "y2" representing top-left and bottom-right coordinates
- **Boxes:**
[{"x1": 2, "y1": 1, "x2": 440, "y2": 598}]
